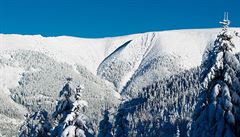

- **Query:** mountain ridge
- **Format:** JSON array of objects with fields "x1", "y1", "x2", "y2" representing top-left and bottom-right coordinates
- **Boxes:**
[{"x1": 0, "y1": 28, "x2": 240, "y2": 136}]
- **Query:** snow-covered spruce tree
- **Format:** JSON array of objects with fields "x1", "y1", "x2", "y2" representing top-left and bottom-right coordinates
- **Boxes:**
[
  {"x1": 98, "y1": 109, "x2": 113, "y2": 137},
  {"x1": 19, "y1": 109, "x2": 52, "y2": 137},
  {"x1": 114, "y1": 107, "x2": 129, "y2": 137},
  {"x1": 51, "y1": 78, "x2": 76, "y2": 136},
  {"x1": 191, "y1": 14, "x2": 240, "y2": 137},
  {"x1": 52, "y1": 77, "x2": 75, "y2": 123},
  {"x1": 59, "y1": 85, "x2": 95, "y2": 137}
]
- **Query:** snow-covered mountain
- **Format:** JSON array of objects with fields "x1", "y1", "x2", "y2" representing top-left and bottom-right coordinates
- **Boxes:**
[{"x1": 0, "y1": 28, "x2": 240, "y2": 136}]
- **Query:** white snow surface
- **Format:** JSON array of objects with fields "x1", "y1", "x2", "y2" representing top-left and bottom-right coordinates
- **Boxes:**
[
  {"x1": 1, "y1": 28, "x2": 240, "y2": 93},
  {"x1": 0, "y1": 66, "x2": 27, "y2": 136},
  {"x1": 0, "y1": 66, "x2": 24, "y2": 94},
  {"x1": 0, "y1": 34, "x2": 138, "y2": 74}
]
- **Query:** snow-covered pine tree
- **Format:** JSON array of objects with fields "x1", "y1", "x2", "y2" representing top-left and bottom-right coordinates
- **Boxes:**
[
  {"x1": 51, "y1": 78, "x2": 76, "y2": 136},
  {"x1": 19, "y1": 109, "x2": 52, "y2": 137},
  {"x1": 52, "y1": 77, "x2": 75, "y2": 123},
  {"x1": 98, "y1": 109, "x2": 113, "y2": 137},
  {"x1": 59, "y1": 85, "x2": 95, "y2": 137},
  {"x1": 191, "y1": 13, "x2": 240, "y2": 137},
  {"x1": 114, "y1": 107, "x2": 129, "y2": 137}
]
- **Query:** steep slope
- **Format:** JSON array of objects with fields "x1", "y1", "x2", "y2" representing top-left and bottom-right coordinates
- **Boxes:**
[
  {"x1": 97, "y1": 32, "x2": 157, "y2": 91},
  {"x1": 120, "y1": 29, "x2": 220, "y2": 96},
  {"x1": 97, "y1": 28, "x2": 240, "y2": 96}
]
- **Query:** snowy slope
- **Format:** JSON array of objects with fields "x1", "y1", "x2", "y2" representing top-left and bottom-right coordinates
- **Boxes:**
[
  {"x1": 98, "y1": 28, "x2": 240, "y2": 95},
  {"x1": 1, "y1": 28, "x2": 240, "y2": 92},
  {"x1": 1, "y1": 28, "x2": 240, "y2": 94},
  {"x1": 0, "y1": 34, "x2": 138, "y2": 74},
  {"x1": 0, "y1": 28, "x2": 240, "y2": 136}
]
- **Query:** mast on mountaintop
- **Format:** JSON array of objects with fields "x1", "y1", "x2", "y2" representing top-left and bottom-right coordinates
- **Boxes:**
[{"x1": 219, "y1": 12, "x2": 230, "y2": 30}]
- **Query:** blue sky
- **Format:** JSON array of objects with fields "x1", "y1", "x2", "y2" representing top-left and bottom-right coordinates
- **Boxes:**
[{"x1": 0, "y1": 0, "x2": 239, "y2": 38}]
